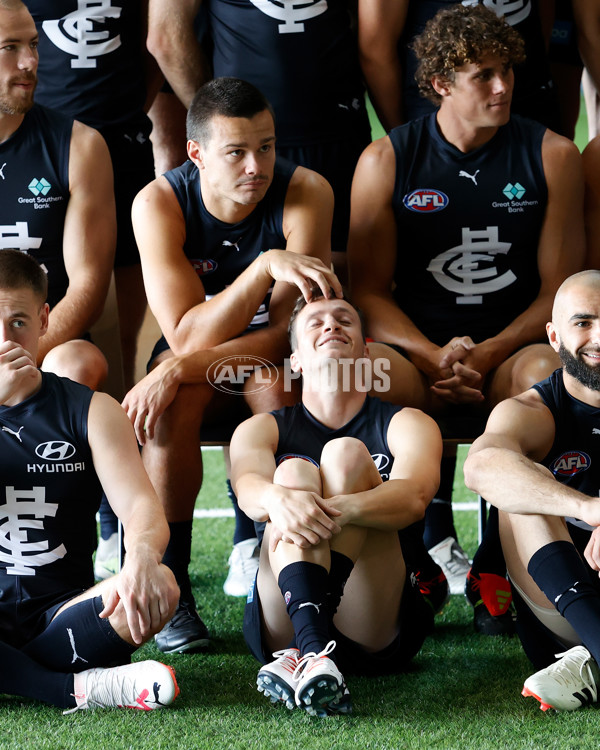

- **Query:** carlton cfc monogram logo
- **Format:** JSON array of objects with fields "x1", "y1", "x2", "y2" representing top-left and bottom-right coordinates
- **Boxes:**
[
  {"x1": 42, "y1": 0, "x2": 122, "y2": 69},
  {"x1": 248, "y1": 0, "x2": 328, "y2": 33}
]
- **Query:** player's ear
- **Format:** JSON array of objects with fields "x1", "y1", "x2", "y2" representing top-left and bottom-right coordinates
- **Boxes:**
[
  {"x1": 187, "y1": 139, "x2": 204, "y2": 169},
  {"x1": 39, "y1": 302, "x2": 49, "y2": 337},
  {"x1": 431, "y1": 75, "x2": 453, "y2": 98},
  {"x1": 546, "y1": 321, "x2": 560, "y2": 352},
  {"x1": 289, "y1": 351, "x2": 302, "y2": 373}
]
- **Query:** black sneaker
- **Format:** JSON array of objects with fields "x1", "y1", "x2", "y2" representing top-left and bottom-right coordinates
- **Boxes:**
[
  {"x1": 414, "y1": 569, "x2": 450, "y2": 615},
  {"x1": 155, "y1": 599, "x2": 211, "y2": 654},
  {"x1": 465, "y1": 569, "x2": 515, "y2": 636}
]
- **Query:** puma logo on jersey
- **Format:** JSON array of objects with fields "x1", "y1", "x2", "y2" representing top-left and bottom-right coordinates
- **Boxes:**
[
  {"x1": 298, "y1": 601, "x2": 322, "y2": 614},
  {"x1": 222, "y1": 239, "x2": 241, "y2": 252},
  {"x1": 593, "y1": 428, "x2": 600, "y2": 435},
  {"x1": 459, "y1": 169, "x2": 480, "y2": 186},
  {"x1": 0, "y1": 163, "x2": 6, "y2": 180},
  {"x1": 2, "y1": 425, "x2": 24, "y2": 442}
]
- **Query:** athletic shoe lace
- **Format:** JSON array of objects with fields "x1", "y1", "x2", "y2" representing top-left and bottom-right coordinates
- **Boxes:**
[
  {"x1": 293, "y1": 640, "x2": 337, "y2": 680},
  {"x1": 551, "y1": 649, "x2": 598, "y2": 697}
]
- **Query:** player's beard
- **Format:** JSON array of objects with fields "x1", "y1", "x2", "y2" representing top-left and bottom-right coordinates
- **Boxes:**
[
  {"x1": 0, "y1": 76, "x2": 36, "y2": 115},
  {"x1": 559, "y1": 343, "x2": 600, "y2": 391}
]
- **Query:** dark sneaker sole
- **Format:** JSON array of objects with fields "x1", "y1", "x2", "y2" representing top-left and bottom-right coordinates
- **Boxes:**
[
  {"x1": 296, "y1": 677, "x2": 349, "y2": 718},
  {"x1": 257, "y1": 672, "x2": 295, "y2": 710},
  {"x1": 155, "y1": 636, "x2": 211, "y2": 654}
]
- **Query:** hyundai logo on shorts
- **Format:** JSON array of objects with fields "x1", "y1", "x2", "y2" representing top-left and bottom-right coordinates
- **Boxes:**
[
  {"x1": 403, "y1": 188, "x2": 449, "y2": 213},
  {"x1": 207, "y1": 356, "x2": 279, "y2": 394},
  {"x1": 35, "y1": 441, "x2": 76, "y2": 460}
]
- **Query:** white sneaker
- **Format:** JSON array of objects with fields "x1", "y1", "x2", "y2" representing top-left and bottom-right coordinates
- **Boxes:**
[
  {"x1": 428, "y1": 536, "x2": 471, "y2": 595},
  {"x1": 66, "y1": 660, "x2": 179, "y2": 713},
  {"x1": 294, "y1": 641, "x2": 352, "y2": 717},
  {"x1": 94, "y1": 532, "x2": 121, "y2": 581},
  {"x1": 257, "y1": 647, "x2": 300, "y2": 710},
  {"x1": 522, "y1": 646, "x2": 600, "y2": 711},
  {"x1": 223, "y1": 538, "x2": 259, "y2": 597}
]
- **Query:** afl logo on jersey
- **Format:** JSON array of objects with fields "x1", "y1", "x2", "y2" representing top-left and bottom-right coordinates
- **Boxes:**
[
  {"x1": 35, "y1": 441, "x2": 76, "y2": 460},
  {"x1": 191, "y1": 259, "x2": 217, "y2": 276},
  {"x1": 550, "y1": 451, "x2": 591, "y2": 476},
  {"x1": 403, "y1": 189, "x2": 449, "y2": 213}
]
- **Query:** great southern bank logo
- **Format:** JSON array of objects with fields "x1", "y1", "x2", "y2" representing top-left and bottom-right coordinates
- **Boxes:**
[
  {"x1": 403, "y1": 189, "x2": 448, "y2": 213},
  {"x1": 502, "y1": 182, "x2": 526, "y2": 200},
  {"x1": 28, "y1": 178, "x2": 51, "y2": 197},
  {"x1": 550, "y1": 451, "x2": 591, "y2": 477}
]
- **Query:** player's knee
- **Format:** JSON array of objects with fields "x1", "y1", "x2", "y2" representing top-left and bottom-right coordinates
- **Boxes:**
[
  {"x1": 321, "y1": 436, "x2": 370, "y2": 471},
  {"x1": 42, "y1": 341, "x2": 108, "y2": 389},
  {"x1": 510, "y1": 344, "x2": 560, "y2": 394},
  {"x1": 273, "y1": 456, "x2": 321, "y2": 491}
]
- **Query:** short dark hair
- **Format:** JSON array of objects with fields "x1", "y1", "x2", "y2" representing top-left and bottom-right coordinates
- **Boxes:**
[
  {"x1": 288, "y1": 288, "x2": 366, "y2": 351},
  {"x1": 186, "y1": 77, "x2": 275, "y2": 145},
  {"x1": 0, "y1": 250, "x2": 48, "y2": 302},
  {"x1": 412, "y1": 4, "x2": 525, "y2": 105}
]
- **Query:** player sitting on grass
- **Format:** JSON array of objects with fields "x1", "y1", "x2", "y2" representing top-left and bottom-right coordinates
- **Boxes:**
[{"x1": 230, "y1": 290, "x2": 441, "y2": 716}]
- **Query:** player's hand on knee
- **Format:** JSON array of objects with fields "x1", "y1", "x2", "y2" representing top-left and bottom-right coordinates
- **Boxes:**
[
  {"x1": 122, "y1": 360, "x2": 181, "y2": 444},
  {"x1": 266, "y1": 488, "x2": 341, "y2": 550}
]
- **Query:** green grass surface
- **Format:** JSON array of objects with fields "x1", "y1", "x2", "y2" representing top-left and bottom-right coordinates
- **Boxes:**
[{"x1": 4, "y1": 448, "x2": 600, "y2": 750}]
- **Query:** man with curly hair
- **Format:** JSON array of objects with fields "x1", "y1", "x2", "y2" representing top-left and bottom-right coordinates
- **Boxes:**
[{"x1": 348, "y1": 3, "x2": 584, "y2": 633}]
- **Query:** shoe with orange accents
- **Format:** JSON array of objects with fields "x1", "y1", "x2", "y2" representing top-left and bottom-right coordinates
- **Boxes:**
[
  {"x1": 66, "y1": 660, "x2": 179, "y2": 713},
  {"x1": 257, "y1": 647, "x2": 300, "y2": 710},
  {"x1": 465, "y1": 569, "x2": 515, "y2": 636},
  {"x1": 522, "y1": 646, "x2": 599, "y2": 712},
  {"x1": 294, "y1": 641, "x2": 352, "y2": 717}
]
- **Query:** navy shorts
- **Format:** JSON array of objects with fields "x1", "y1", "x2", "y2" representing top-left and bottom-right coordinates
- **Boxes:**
[{"x1": 243, "y1": 568, "x2": 434, "y2": 677}]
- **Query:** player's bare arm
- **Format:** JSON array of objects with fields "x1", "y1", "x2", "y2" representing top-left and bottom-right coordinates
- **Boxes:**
[
  {"x1": 146, "y1": 0, "x2": 208, "y2": 108},
  {"x1": 37, "y1": 122, "x2": 116, "y2": 363},
  {"x1": 357, "y1": 0, "x2": 409, "y2": 131},
  {"x1": 87, "y1": 392, "x2": 179, "y2": 644},
  {"x1": 326, "y1": 408, "x2": 441, "y2": 530},
  {"x1": 464, "y1": 390, "x2": 600, "y2": 526},
  {"x1": 230, "y1": 413, "x2": 342, "y2": 548}
]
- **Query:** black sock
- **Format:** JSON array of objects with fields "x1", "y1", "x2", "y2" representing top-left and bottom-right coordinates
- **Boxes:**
[
  {"x1": 0, "y1": 640, "x2": 75, "y2": 709},
  {"x1": 528, "y1": 541, "x2": 600, "y2": 665},
  {"x1": 424, "y1": 456, "x2": 457, "y2": 549},
  {"x1": 326, "y1": 551, "x2": 354, "y2": 616},
  {"x1": 399, "y1": 520, "x2": 443, "y2": 580},
  {"x1": 470, "y1": 505, "x2": 507, "y2": 578},
  {"x1": 162, "y1": 520, "x2": 193, "y2": 601},
  {"x1": 228, "y1": 479, "x2": 257, "y2": 545},
  {"x1": 278, "y1": 561, "x2": 331, "y2": 657}
]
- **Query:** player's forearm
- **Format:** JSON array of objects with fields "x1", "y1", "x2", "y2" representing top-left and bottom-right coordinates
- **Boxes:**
[
  {"x1": 37, "y1": 290, "x2": 105, "y2": 363},
  {"x1": 122, "y1": 505, "x2": 170, "y2": 564},
  {"x1": 464, "y1": 446, "x2": 586, "y2": 518},
  {"x1": 170, "y1": 254, "x2": 278, "y2": 352},
  {"x1": 355, "y1": 291, "x2": 435, "y2": 355},
  {"x1": 360, "y1": 62, "x2": 404, "y2": 132},
  {"x1": 163, "y1": 325, "x2": 290, "y2": 387},
  {"x1": 338, "y1": 479, "x2": 430, "y2": 531}
]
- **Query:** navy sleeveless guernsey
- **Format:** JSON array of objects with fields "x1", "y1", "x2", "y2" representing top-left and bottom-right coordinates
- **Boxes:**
[
  {"x1": 26, "y1": 0, "x2": 148, "y2": 133},
  {"x1": 271, "y1": 396, "x2": 403, "y2": 481},
  {"x1": 389, "y1": 113, "x2": 547, "y2": 345},
  {"x1": 0, "y1": 105, "x2": 72, "y2": 309},
  {"x1": 205, "y1": 0, "x2": 367, "y2": 147},
  {"x1": 164, "y1": 157, "x2": 296, "y2": 330},
  {"x1": 0, "y1": 373, "x2": 102, "y2": 595},
  {"x1": 533, "y1": 369, "x2": 600, "y2": 529}
]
